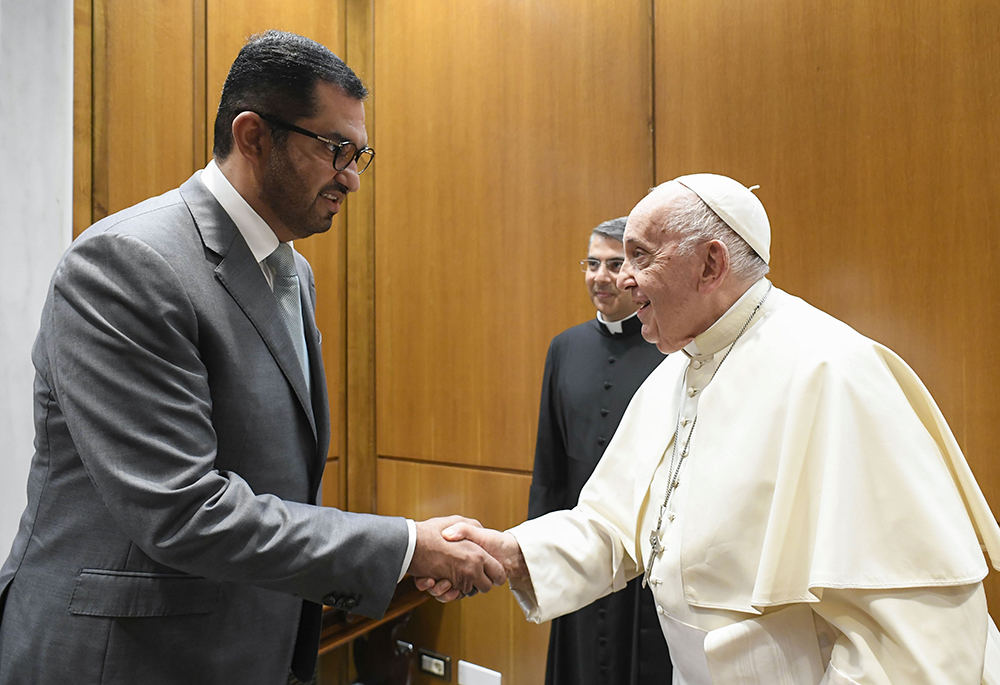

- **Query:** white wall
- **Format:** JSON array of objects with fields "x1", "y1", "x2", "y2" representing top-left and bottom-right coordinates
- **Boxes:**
[{"x1": 0, "y1": 0, "x2": 73, "y2": 558}]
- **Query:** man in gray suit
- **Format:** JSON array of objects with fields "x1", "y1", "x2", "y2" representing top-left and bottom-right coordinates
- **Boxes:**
[{"x1": 0, "y1": 31, "x2": 503, "y2": 685}]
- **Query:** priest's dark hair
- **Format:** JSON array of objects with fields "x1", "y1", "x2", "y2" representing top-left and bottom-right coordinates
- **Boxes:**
[
  {"x1": 213, "y1": 30, "x2": 368, "y2": 160},
  {"x1": 591, "y1": 216, "x2": 628, "y2": 244}
]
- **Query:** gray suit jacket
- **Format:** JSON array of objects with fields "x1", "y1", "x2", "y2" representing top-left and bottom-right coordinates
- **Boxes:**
[{"x1": 0, "y1": 173, "x2": 409, "y2": 684}]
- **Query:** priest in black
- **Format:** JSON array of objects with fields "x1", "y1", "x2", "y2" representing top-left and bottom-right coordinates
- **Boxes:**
[{"x1": 528, "y1": 217, "x2": 672, "y2": 685}]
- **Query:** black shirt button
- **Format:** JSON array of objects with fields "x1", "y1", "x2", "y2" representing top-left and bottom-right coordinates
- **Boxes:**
[
  {"x1": 597, "y1": 437, "x2": 606, "y2": 446},
  {"x1": 600, "y1": 408, "x2": 609, "y2": 417},
  {"x1": 608, "y1": 356, "x2": 616, "y2": 364},
  {"x1": 603, "y1": 381, "x2": 612, "y2": 389}
]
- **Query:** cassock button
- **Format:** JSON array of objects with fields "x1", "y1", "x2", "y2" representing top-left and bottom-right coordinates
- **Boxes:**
[
  {"x1": 600, "y1": 408, "x2": 610, "y2": 417},
  {"x1": 597, "y1": 436, "x2": 606, "y2": 446},
  {"x1": 607, "y1": 356, "x2": 616, "y2": 364},
  {"x1": 687, "y1": 387, "x2": 697, "y2": 397},
  {"x1": 604, "y1": 381, "x2": 613, "y2": 390}
]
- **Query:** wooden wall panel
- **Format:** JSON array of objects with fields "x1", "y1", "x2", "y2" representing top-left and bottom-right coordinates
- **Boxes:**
[
  {"x1": 72, "y1": 0, "x2": 92, "y2": 237},
  {"x1": 92, "y1": 0, "x2": 199, "y2": 218},
  {"x1": 374, "y1": 0, "x2": 655, "y2": 470},
  {"x1": 204, "y1": 4, "x2": 351, "y2": 481},
  {"x1": 344, "y1": 0, "x2": 378, "y2": 514},
  {"x1": 377, "y1": 458, "x2": 549, "y2": 684},
  {"x1": 655, "y1": 0, "x2": 1000, "y2": 607}
]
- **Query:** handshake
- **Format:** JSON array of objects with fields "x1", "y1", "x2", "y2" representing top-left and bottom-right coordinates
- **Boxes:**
[{"x1": 406, "y1": 516, "x2": 528, "y2": 603}]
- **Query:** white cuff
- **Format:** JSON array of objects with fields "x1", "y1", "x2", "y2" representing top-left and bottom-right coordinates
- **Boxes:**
[{"x1": 398, "y1": 518, "x2": 417, "y2": 583}]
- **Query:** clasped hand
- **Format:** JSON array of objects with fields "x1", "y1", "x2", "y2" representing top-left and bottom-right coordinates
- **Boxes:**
[{"x1": 407, "y1": 516, "x2": 525, "y2": 603}]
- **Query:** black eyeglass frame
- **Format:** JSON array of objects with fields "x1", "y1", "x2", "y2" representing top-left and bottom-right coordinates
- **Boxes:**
[
  {"x1": 253, "y1": 111, "x2": 374, "y2": 174},
  {"x1": 579, "y1": 258, "x2": 625, "y2": 274}
]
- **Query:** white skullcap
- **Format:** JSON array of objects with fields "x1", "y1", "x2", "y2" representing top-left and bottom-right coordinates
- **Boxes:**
[{"x1": 674, "y1": 173, "x2": 770, "y2": 264}]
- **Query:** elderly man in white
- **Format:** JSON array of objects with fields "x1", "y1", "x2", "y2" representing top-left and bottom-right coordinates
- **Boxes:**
[{"x1": 419, "y1": 174, "x2": 1000, "y2": 684}]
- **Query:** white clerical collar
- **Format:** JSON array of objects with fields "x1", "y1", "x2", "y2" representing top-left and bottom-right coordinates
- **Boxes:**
[
  {"x1": 200, "y1": 159, "x2": 282, "y2": 264},
  {"x1": 684, "y1": 278, "x2": 772, "y2": 358},
  {"x1": 597, "y1": 310, "x2": 639, "y2": 335}
]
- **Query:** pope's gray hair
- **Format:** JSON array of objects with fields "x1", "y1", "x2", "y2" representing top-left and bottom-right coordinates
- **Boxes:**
[{"x1": 667, "y1": 191, "x2": 769, "y2": 282}]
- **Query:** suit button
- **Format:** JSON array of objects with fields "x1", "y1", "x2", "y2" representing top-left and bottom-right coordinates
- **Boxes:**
[
  {"x1": 604, "y1": 381, "x2": 612, "y2": 390},
  {"x1": 600, "y1": 408, "x2": 609, "y2": 417}
]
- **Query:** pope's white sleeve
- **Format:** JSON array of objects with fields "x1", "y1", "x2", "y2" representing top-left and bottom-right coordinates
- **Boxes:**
[
  {"x1": 813, "y1": 583, "x2": 988, "y2": 684},
  {"x1": 507, "y1": 507, "x2": 640, "y2": 623}
]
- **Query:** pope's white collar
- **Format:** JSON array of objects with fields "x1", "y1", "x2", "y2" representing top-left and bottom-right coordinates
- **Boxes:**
[{"x1": 684, "y1": 278, "x2": 771, "y2": 359}]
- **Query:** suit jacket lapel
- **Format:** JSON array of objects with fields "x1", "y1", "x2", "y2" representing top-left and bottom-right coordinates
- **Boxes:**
[
  {"x1": 298, "y1": 258, "x2": 331, "y2": 494},
  {"x1": 179, "y1": 174, "x2": 318, "y2": 442}
]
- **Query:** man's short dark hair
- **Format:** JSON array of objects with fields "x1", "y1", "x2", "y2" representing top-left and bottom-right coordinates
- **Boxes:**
[
  {"x1": 591, "y1": 216, "x2": 627, "y2": 244},
  {"x1": 213, "y1": 30, "x2": 368, "y2": 159}
]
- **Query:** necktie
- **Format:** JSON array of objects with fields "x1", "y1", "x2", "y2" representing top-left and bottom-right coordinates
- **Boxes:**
[{"x1": 264, "y1": 243, "x2": 311, "y2": 394}]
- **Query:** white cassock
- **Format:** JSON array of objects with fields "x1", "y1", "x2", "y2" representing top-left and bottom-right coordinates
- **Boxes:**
[{"x1": 509, "y1": 278, "x2": 1000, "y2": 685}]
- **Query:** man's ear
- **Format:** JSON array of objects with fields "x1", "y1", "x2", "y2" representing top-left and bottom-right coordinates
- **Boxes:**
[
  {"x1": 700, "y1": 239, "x2": 730, "y2": 293},
  {"x1": 231, "y1": 112, "x2": 271, "y2": 167}
]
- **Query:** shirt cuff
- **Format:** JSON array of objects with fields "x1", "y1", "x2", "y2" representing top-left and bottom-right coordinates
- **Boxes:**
[{"x1": 398, "y1": 518, "x2": 417, "y2": 583}]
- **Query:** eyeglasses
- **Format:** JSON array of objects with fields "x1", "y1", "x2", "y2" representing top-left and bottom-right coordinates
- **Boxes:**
[
  {"x1": 254, "y1": 112, "x2": 375, "y2": 174},
  {"x1": 580, "y1": 258, "x2": 624, "y2": 274}
]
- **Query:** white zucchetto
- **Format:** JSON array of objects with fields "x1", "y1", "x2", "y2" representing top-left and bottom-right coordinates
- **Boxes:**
[{"x1": 674, "y1": 173, "x2": 771, "y2": 264}]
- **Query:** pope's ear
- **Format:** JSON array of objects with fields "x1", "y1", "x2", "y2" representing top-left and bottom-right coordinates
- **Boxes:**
[
  {"x1": 700, "y1": 239, "x2": 730, "y2": 291},
  {"x1": 231, "y1": 112, "x2": 271, "y2": 166}
]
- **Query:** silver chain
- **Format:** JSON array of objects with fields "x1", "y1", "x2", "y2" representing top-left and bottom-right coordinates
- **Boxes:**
[{"x1": 644, "y1": 283, "x2": 773, "y2": 586}]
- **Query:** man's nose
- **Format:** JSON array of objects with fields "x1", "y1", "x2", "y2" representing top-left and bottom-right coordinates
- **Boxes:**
[
  {"x1": 594, "y1": 263, "x2": 615, "y2": 282},
  {"x1": 339, "y1": 164, "x2": 362, "y2": 193}
]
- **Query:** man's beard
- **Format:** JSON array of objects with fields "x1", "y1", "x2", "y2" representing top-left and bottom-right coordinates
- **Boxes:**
[{"x1": 260, "y1": 144, "x2": 333, "y2": 238}]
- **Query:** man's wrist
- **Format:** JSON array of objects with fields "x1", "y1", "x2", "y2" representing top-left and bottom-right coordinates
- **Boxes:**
[{"x1": 398, "y1": 518, "x2": 417, "y2": 583}]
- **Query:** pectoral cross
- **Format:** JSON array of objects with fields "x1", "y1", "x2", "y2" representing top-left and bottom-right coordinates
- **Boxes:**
[{"x1": 643, "y1": 528, "x2": 664, "y2": 588}]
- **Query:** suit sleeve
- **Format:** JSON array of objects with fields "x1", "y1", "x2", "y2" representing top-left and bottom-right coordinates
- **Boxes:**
[
  {"x1": 528, "y1": 340, "x2": 569, "y2": 519},
  {"x1": 45, "y1": 232, "x2": 406, "y2": 618}
]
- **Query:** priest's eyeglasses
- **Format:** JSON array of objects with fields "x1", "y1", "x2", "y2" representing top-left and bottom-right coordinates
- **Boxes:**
[
  {"x1": 580, "y1": 258, "x2": 624, "y2": 274},
  {"x1": 254, "y1": 112, "x2": 375, "y2": 174}
]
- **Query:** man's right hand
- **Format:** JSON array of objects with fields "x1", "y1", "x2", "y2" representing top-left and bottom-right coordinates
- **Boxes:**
[
  {"x1": 412, "y1": 522, "x2": 530, "y2": 603},
  {"x1": 407, "y1": 516, "x2": 507, "y2": 598}
]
